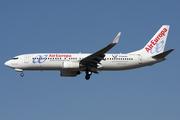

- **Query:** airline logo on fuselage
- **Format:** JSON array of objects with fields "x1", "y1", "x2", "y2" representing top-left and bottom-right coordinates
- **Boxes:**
[
  {"x1": 112, "y1": 54, "x2": 118, "y2": 58},
  {"x1": 49, "y1": 54, "x2": 71, "y2": 58},
  {"x1": 33, "y1": 54, "x2": 72, "y2": 63},
  {"x1": 145, "y1": 28, "x2": 167, "y2": 53},
  {"x1": 33, "y1": 55, "x2": 48, "y2": 63}
]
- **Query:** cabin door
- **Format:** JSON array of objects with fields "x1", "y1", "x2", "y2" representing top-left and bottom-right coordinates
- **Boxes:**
[{"x1": 24, "y1": 55, "x2": 29, "y2": 63}]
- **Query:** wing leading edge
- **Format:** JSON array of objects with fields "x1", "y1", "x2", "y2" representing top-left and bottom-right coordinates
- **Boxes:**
[{"x1": 80, "y1": 32, "x2": 121, "y2": 67}]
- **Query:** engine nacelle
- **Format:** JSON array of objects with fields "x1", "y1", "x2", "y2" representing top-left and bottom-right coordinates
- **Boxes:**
[
  {"x1": 62, "y1": 61, "x2": 79, "y2": 69},
  {"x1": 60, "y1": 70, "x2": 80, "y2": 77}
]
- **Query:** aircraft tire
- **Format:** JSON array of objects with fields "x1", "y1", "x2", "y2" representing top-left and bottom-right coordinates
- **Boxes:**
[
  {"x1": 85, "y1": 75, "x2": 90, "y2": 80},
  {"x1": 20, "y1": 73, "x2": 24, "y2": 77}
]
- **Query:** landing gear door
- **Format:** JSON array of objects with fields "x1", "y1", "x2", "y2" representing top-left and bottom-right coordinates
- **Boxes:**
[{"x1": 24, "y1": 55, "x2": 29, "y2": 63}]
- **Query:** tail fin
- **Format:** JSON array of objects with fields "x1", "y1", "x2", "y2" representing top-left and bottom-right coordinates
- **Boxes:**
[
  {"x1": 131, "y1": 25, "x2": 170, "y2": 57},
  {"x1": 144, "y1": 25, "x2": 170, "y2": 56}
]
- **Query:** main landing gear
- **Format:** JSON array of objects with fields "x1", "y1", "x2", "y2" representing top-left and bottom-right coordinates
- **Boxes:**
[{"x1": 85, "y1": 68, "x2": 92, "y2": 80}]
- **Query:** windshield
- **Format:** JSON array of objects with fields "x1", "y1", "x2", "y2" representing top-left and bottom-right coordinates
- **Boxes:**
[{"x1": 12, "y1": 57, "x2": 18, "y2": 60}]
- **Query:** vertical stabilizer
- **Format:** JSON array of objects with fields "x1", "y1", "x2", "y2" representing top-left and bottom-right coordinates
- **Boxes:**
[{"x1": 130, "y1": 25, "x2": 170, "y2": 57}]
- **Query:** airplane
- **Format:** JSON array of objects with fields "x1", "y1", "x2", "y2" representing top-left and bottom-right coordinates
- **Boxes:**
[{"x1": 5, "y1": 25, "x2": 174, "y2": 80}]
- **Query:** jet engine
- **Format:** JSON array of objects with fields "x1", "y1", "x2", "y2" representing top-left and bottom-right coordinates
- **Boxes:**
[{"x1": 60, "y1": 70, "x2": 80, "y2": 77}]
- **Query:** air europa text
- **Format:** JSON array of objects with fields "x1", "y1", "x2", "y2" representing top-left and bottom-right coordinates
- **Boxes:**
[
  {"x1": 145, "y1": 28, "x2": 167, "y2": 52},
  {"x1": 49, "y1": 54, "x2": 72, "y2": 58}
]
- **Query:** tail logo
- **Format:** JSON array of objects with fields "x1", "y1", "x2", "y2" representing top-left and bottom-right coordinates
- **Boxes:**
[
  {"x1": 145, "y1": 28, "x2": 167, "y2": 53},
  {"x1": 150, "y1": 40, "x2": 165, "y2": 54}
]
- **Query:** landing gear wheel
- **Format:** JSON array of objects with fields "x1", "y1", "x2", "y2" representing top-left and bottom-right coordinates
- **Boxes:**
[
  {"x1": 85, "y1": 75, "x2": 90, "y2": 80},
  {"x1": 20, "y1": 73, "x2": 24, "y2": 77}
]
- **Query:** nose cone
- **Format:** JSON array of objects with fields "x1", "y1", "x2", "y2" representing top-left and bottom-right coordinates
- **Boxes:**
[{"x1": 5, "y1": 60, "x2": 11, "y2": 67}]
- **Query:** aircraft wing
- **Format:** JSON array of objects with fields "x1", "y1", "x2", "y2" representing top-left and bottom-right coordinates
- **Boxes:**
[{"x1": 80, "y1": 32, "x2": 121, "y2": 67}]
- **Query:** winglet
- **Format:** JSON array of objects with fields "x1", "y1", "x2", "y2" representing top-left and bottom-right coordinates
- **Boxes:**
[{"x1": 113, "y1": 32, "x2": 121, "y2": 43}]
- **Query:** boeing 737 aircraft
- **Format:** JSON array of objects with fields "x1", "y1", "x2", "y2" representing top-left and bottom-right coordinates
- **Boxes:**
[{"x1": 5, "y1": 25, "x2": 174, "y2": 80}]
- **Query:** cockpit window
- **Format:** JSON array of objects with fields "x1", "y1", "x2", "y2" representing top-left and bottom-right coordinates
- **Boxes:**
[{"x1": 12, "y1": 57, "x2": 18, "y2": 60}]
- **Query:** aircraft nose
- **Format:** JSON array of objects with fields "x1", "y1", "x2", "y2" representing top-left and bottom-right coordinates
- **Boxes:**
[{"x1": 5, "y1": 60, "x2": 11, "y2": 67}]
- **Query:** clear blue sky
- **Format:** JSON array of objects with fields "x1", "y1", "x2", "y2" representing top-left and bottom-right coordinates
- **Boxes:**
[{"x1": 1, "y1": 0, "x2": 179, "y2": 120}]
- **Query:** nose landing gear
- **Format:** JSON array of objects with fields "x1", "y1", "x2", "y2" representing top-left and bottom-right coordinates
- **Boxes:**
[{"x1": 20, "y1": 72, "x2": 24, "y2": 77}]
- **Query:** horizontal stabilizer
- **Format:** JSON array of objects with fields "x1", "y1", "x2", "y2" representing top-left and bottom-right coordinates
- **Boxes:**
[{"x1": 152, "y1": 49, "x2": 174, "y2": 59}]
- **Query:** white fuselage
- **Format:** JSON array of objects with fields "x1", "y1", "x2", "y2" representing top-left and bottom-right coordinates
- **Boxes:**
[{"x1": 5, "y1": 53, "x2": 161, "y2": 72}]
